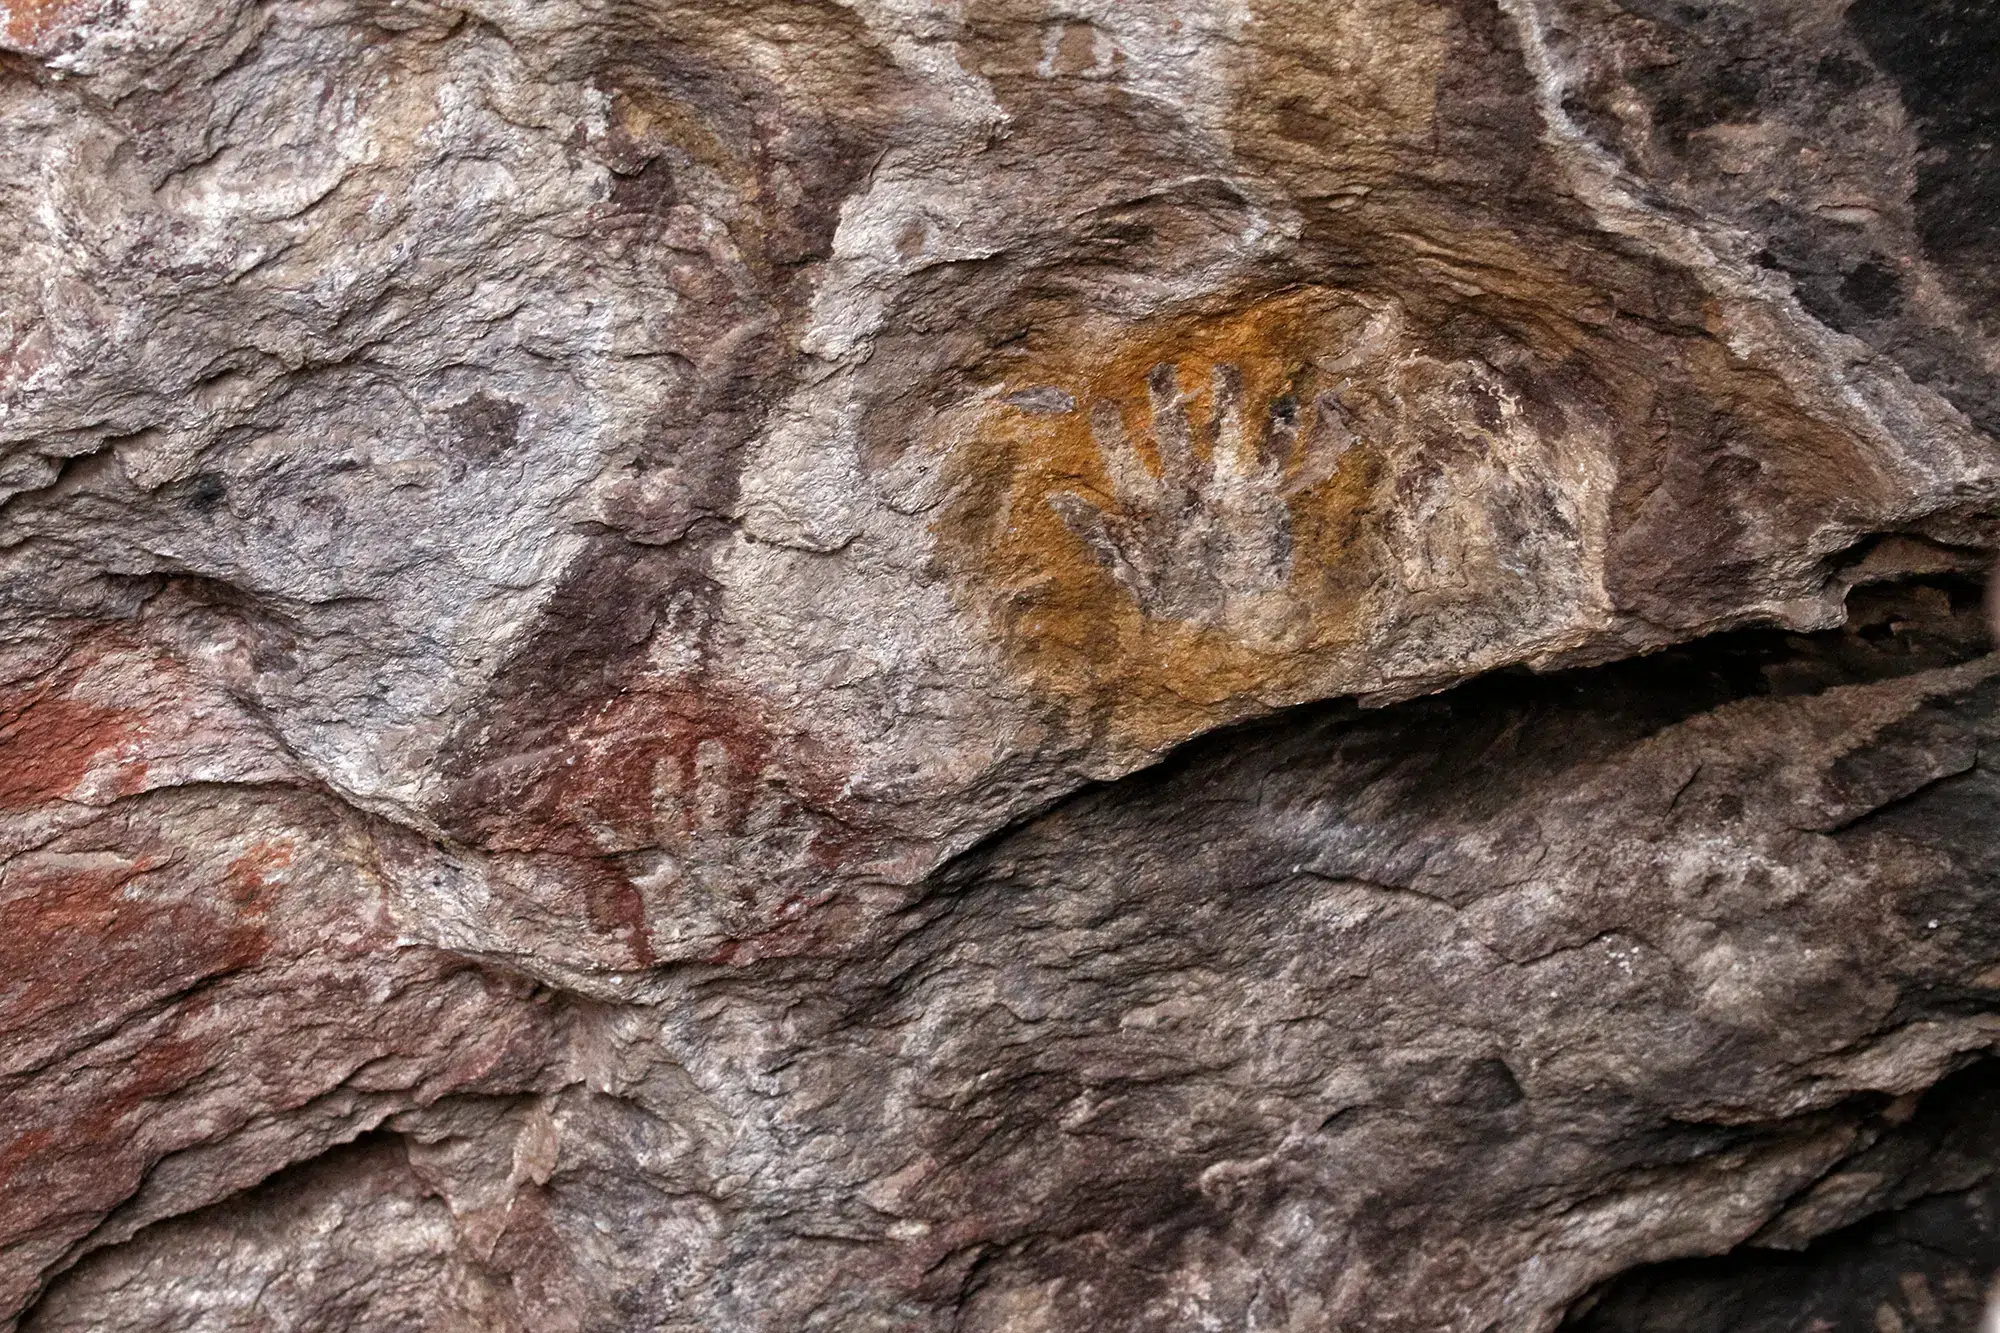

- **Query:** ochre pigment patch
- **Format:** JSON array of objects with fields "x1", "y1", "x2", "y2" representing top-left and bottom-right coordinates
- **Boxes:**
[
  {"x1": 937, "y1": 288, "x2": 1394, "y2": 751},
  {"x1": 0, "y1": 648, "x2": 162, "y2": 813},
  {"x1": 0, "y1": 0, "x2": 106, "y2": 54},
  {"x1": 444, "y1": 676, "x2": 857, "y2": 863}
]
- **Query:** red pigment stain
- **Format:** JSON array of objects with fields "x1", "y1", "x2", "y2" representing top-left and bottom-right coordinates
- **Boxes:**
[
  {"x1": 460, "y1": 682, "x2": 780, "y2": 857},
  {"x1": 0, "y1": 836, "x2": 309, "y2": 1245},
  {"x1": 224, "y1": 840, "x2": 293, "y2": 916},
  {"x1": 1, "y1": 0, "x2": 108, "y2": 54},
  {"x1": 447, "y1": 676, "x2": 884, "y2": 964},
  {"x1": 0, "y1": 632, "x2": 218, "y2": 813},
  {"x1": 452, "y1": 675, "x2": 874, "y2": 862},
  {"x1": 0, "y1": 636, "x2": 242, "y2": 813},
  {"x1": 0, "y1": 1000, "x2": 221, "y2": 1241},
  {"x1": 0, "y1": 850, "x2": 273, "y2": 1053},
  {"x1": 0, "y1": 687, "x2": 148, "y2": 812},
  {"x1": 573, "y1": 857, "x2": 656, "y2": 969},
  {"x1": 0, "y1": 1128, "x2": 52, "y2": 1197}
]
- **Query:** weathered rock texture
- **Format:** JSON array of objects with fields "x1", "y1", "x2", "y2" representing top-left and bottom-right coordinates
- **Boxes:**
[{"x1": 3, "y1": 0, "x2": 1999, "y2": 1326}]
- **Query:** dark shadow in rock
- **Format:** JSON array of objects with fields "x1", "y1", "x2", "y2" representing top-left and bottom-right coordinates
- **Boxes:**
[
  {"x1": 1110, "y1": 570, "x2": 1994, "y2": 824},
  {"x1": 22, "y1": 1133, "x2": 521, "y2": 1333},
  {"x1": 1563, "y1": 1057, "x2": 2000, "y2": 1333},
  {"x1": 1849, "y1": 0, "x2": 2000, "y2": 330}
]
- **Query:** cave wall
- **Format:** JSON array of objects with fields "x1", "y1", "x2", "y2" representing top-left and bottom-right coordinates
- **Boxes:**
[{"x1": 2, "y1": 0, "x2": 1999, "y2": 1327}]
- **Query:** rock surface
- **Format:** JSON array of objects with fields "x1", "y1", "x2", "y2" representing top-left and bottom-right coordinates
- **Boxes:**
[{"x1": 2, "y1": 0, "x2": 1999, "y2": 1327}]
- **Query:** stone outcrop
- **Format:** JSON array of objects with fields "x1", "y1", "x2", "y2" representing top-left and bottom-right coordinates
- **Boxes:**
[{"x1": 2, "y1": 0, "x2": 1998, "y2": 1327}]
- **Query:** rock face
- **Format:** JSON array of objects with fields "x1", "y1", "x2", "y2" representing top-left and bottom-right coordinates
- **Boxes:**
[{"x1": 3, "y1": 0, "x2": 1999, "y2": 1327}]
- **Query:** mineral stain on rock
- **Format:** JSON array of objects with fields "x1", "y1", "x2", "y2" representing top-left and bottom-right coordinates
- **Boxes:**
[
  {"x1": 937, "y1": 290, "x2": 1386, "y2": 742},
  {"x1": 0, "y1": 0, "x2": 106, "y2": 55},
  {"x1": 4, "y1": 0, "x2": 2000, "y2": 1329}
]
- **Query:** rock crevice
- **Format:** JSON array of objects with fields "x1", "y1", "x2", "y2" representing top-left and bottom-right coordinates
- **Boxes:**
[{"x1": 3, "y1": 0, "x2": 1999, "y2": 1327}]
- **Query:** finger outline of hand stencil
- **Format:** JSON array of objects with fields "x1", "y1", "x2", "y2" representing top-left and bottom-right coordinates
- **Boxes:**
[{"x1": 1046, "y1": 360, "x2": 1353, "y2": 636}]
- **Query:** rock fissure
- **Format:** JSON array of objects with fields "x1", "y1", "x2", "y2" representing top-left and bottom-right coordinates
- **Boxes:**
[{"x1": 6, "y1": 0, "x2": 2000, "y2": 1325}]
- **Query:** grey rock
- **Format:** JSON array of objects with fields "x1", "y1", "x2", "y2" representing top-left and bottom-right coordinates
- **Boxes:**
[{"x1": 2, "y1": 0, "x2": 1999, "y2": 1327}]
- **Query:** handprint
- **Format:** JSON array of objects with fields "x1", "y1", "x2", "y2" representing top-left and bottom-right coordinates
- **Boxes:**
[{"x1": 1046, "y1": 361, "x2": 1357, "y2": 638}]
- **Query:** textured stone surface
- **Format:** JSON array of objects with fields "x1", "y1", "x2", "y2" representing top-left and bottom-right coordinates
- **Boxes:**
[{"x1": 3, "y1": 0, "x2": 1999, "y2": 1327}]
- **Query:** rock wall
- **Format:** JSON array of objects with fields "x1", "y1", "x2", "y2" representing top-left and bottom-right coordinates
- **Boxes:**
[{"x1": 2, "y1": 0, "x2": 1998, "y2": 1327}]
